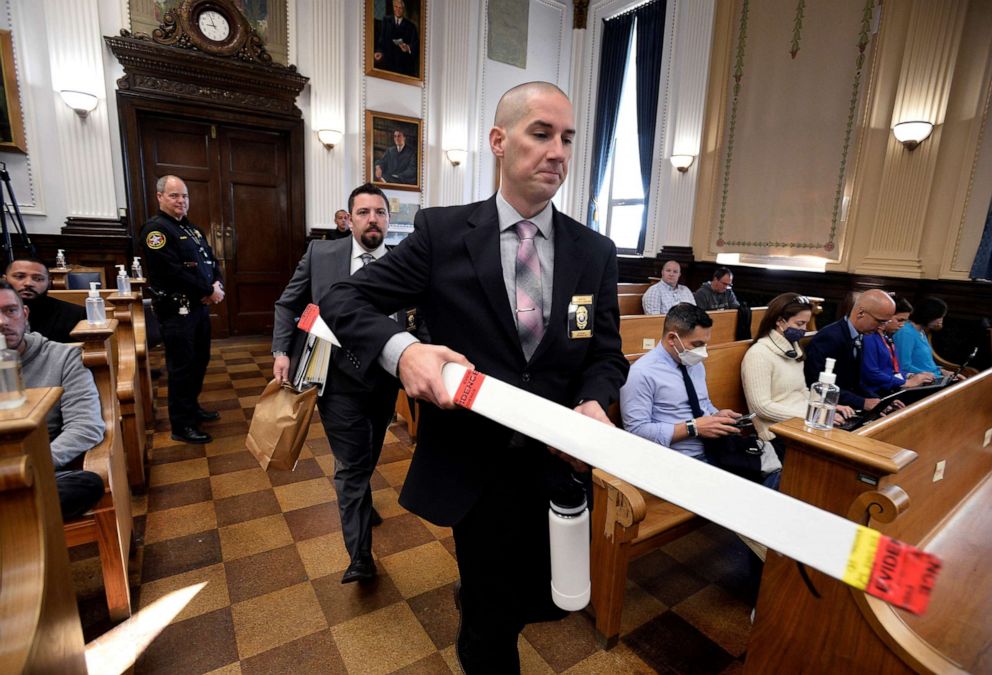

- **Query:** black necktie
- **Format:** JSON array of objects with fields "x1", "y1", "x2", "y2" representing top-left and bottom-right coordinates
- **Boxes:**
[
  {"x1": 678, "y1": 364, "x2": 705, "y2": 418},
  {"x1": 853, "y1": 333, "x2": 863, "y2": 360}
]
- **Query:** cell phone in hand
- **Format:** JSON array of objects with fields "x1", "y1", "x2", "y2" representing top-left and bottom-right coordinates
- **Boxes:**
[{"x1": 731, "y1": 413, "x2": 756, "y2": 429}]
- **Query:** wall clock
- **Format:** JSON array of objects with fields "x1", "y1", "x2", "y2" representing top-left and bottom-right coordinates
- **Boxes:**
[{"x1": 178, "y1": 0, "x2": 251, "y2": 57}]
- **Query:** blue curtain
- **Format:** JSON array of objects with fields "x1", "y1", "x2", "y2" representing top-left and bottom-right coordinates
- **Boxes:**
[
  {"x1": 970, "y1": 197, "x2": 992, "y2": 280},
  {"x1": 586, "y1": 12, "x2": 635, "y2": 232},
  {"x1": 633, "y1": 0, "x2": 666, "y2": 253}
]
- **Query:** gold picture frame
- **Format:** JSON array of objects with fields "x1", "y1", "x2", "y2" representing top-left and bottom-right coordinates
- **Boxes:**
[
  {"x1": 365, "y1": 0, "x2": 426, "y2": 85},
  {"x1": 0, "y1": 30, "x2": 27, "y2": 154},
  {"x1": 366, "y1": 110, "x2": 422, "y2": 192}
]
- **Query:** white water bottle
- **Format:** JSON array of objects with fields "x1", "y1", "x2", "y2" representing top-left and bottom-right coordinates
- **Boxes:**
[
  {"x1": 806, "y1": 357, "x2": 840, "y2": 430},
  {"x1": 549, "y1": 475, "x2": 591, "y2": 611},
  {"x1": 86, "y1": 282, "x2": 106, "y2": 325},
  {"x1": 116, "y1": 265, "x2": 131, "y2": 294},
  {"x1": 131, "y1": 256, "x2": 143, "y2": 279},
  {"x1": 0, "y1": 333, "x2": 26, "y2": 410},
  {"x1": 55, "y1": 249, "x2": 67, "y2": 269}
]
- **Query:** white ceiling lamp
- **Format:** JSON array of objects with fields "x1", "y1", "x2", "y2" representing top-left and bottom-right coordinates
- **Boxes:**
[
  {"x1": 892, "y1": 121, "x2": 934, "y2": 151},
  {"x1": 60, "y1": 90, "x2": 98, "y2": 118},
  {"x1": 316, "y1": 129, "x2": 343, "y2": 149}
]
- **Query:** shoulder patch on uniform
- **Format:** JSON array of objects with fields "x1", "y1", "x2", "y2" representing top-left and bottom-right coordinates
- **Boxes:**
[{"x1": 146, "y1": 231, "x2": 166, "y2": 250}]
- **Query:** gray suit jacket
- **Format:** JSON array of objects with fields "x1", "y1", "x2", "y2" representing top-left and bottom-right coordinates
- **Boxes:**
[{"x1": 273, "y1": 238, "x2": 396, "y2": 394}]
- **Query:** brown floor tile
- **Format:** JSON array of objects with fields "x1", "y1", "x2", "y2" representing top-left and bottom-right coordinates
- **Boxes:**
[
  {"x1": 147, "y1": 477, "x2": 213, "y2": 512},
  {"x1": 138, "y1": 562, "x2": 230, "y2": 624},
  {"x1": 296, "y1": 532, "x2": 352, "y2": 580},
  {"x1": 142, "y1": 529, "x2": 223, "y2": 584},
  {"x1": 225, "y1": 544, "x2": 308, "y2": 604},
  {"x1": 144, "y1": 500, "x2": 217, "y2": 544},
  {"x1": 371, "y1": 487, "x2": 406, "y2": 520},
  {"x1": 284, "y1": 501, "x2": 342, "y2": 541},
  {"x1": 210, "y1": 467, "x2": 272, "y2": 500},
  {"x1": 231, "y1": 369, "x2": 264, "y2": 380},
  {"x1": 208, "y1": 450, "x2": 263, "y2": 476},
  {"x1": 379, "y1": 541, "x2": 459, "y2": 599},
  {"x1": 371, "y1": 512, "x2": 436, "y2": 558},
  {"x1": 231, "y1": 582, "x2": 328, "y2": 660},
  {"x1": 149, "y1": 443, "x2": 207, "y2": 465},
  {"x1": 209, "y1": 420, "x2": 251, "y2": 439},
  {"x1": 273, "y1": 476, "x2": 335, "y2": 512},
  {"x1": 312, "y1": 571, "x2": 405, "y2": 627},
  {"x1": 266, "y1": 457, "x2": 324, "y2": 487},
  {"x1": 673, "y1": 584, "x2": 752, "y2": 657},
  {"x1": 563, "y1": 642, "x2": 656, "y2": 673},
  {"x1": 331, "y1": 602, "x2": 436, "y2": 675},
  {"x1": 376, "y1": 458, "x2": 411, "y2": 488},
  {"x1": 407, "y1": 581, "x2": 460, "y2": 649},
  {"x1": 148, "y1": 457, "x2": 210, "y2": 487},
  {"x1": 393, "y1": 651, "x2": 454, "y2": 674},
  {"x1": 379, "y1": 441, "x2": 412, "y2": 464},
  {"x1": 135, "y1": 607, "x2": 239, "y2": 674},
  {"x1": 518, "y1": 636, "x2": 556, "y2": 673},
  {"x1": 522, "y1": 612, "x2": 600, "y2": 672},
  {"x1": 239, "y1": 629, "x2": 347, "y2": 675},
  {"x1": 214, "y1": 488, "x2": 281, "y2": 527},
  {"x1": 440, "y1": 536, "x2": 457, "y2": 559},
  {"x1": 219, "y1": 514, "x2": 294, "y2": 561},
  {"x1": 628, "y1": 549, "x2": 710, "y2": 607},
  {"x1": 232, "y1": 377, "x2": 268, "y2": 389},
  {"x1": 620, "y1": 579, "x2": 669, "y2": 634},
  {"x1": 622, "y1": 611, "x2": 735, "y2": 674},
  {"x1": 201, "y1": 389, "x2": 241, "y2": 403},
  {"x1": 307, "y1": 436, "x2": 332, "y2": 456},
  {"x1": 205, "y1": 434, "x2": 250, "y2": 457}
]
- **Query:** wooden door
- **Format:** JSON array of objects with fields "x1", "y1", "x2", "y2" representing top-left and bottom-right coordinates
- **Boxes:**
[{"x1": 138, "y1": 114, "x2": 295, "y2": 336}]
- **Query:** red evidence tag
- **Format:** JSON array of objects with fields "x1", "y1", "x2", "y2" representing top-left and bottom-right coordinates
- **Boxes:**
[
  {"x1": 454, "y1": 370, "x2": 485, "y2": 410},
  {"x1": 298, "y1": 304, "x2": 321, "y2": 332},
  {"x1": 865, "y1": 535, "x2": 942, "y2": 615}
]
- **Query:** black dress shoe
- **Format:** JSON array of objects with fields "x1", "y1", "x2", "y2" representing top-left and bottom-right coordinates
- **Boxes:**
[
  {"x1": 171, "y1": 426, "x2": 212, "y2": 444},
  {"x1": 341, "y1": 557, "x2": 376, "y2": 584},
  {"x1": 196, "y1": 408, "x2": 221, "y2": 422},
  {"x1": 370, "y1": 506, "x2": 383, "y2": 527}
]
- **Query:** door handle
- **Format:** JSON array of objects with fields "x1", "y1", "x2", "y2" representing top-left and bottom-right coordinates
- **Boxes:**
[
  {"x1": 211, "y1": 224, "x2": 225, "y2": 261},
  {"x1": 223, "y1": 226, "x2": 235, "y2": 260}
]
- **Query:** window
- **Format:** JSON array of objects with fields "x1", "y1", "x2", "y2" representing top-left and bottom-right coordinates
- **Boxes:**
[{"x1": 598, "y1": 26, "x2": 644, "y2": 254}]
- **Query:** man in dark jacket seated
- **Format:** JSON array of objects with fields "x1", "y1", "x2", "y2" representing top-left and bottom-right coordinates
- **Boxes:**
[{"x1": 5, "y1": 257, "x2": 86, "y2": 343}]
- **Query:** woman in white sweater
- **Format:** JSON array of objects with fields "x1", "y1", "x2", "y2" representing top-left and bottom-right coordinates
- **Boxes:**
[{"x1": 741, "y1": 293, "x2": 854, "y2": 440}]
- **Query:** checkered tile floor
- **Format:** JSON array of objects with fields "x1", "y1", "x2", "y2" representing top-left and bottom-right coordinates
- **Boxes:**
[{"x1": 70, "y1": 336, "x2": 754, "y2": 673}]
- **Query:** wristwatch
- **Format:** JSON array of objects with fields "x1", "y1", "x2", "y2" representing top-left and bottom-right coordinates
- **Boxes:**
[
  {"x1": 272, "y1": 351, "x2": 287, "y2": 358},
  {"x1": 686, "y1": 418, "x2": 698, "y2": 438}
]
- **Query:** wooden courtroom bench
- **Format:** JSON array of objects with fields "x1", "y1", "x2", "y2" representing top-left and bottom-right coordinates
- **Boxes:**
[
  {"x1": 591, "y1": 338, "x2": 754, "y2": 646},
  {"x1": 48, "y1": 265, "x2": 107, "y2": 291},
  {"x1": 0, "y1": 387, "x2": 88, "y2": 674},
  {"x1": 620, "y1": 308, "x2": 765, "y2": 356},
  {"x1": 63, "y1": 320, "x2": 134, "y2": 622},
  {"x1": 618, "y1": 293, "x2": 644, "y2": 316},
  {"x1": 618, "y1": 282, "x2": 651, "y2": 295},
  {"x1": 52, "y1": 290, "x2": 148, "y2": 489},
  {"x1": 129, "y1": 278, "x2": 156, "y2": 432},
  {"x1": 745, "y1": 368, "x2": 992, "y2": 673}
]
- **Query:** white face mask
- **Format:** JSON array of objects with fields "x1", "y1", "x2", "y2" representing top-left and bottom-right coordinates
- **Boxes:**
[{"x1": 674, "y1": 334, "x2": 708, "y2": 367}]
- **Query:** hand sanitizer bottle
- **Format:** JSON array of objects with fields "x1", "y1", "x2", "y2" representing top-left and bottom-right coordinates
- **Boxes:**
[
  {"x1": 131, "y1": 256, "x2": 143, "y2": 279},
  {"x1": 549, "y1": 474, "x2": 591, "y2": 611},
  {"x1": 0, "y1": 333, "x2": 26, "y2": 410},
  {"x1": 806, "y1": 357, "x2": 840, "y2": 430},
  {"x1": 115, "y1": 265, "x2": 132, "y2": 294},
  {"x1": 86, "y1": 282, "x2": 106, "y2": 326},
  {"x1": 55, "y1": 249, "x2": 67, "y2": 269}
]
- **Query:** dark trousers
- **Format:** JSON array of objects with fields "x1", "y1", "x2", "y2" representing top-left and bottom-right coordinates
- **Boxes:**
[
  {"x1": 159, "y1": 304, "x2": 211, "y2": 429},
  {"x1": 452, "y1": 448, "x2": 570, "y2": 673},
  {"x1": 56, "y1": 469, "x2": 105, "y2": 520},
  {"x1": 317, "y1": 384, "x2": 397, "y2": 562}
]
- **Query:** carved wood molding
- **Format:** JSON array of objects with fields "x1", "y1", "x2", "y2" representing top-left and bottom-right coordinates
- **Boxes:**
[
  {"x1": 574, "y1": 0, "x2": 590, "y2": 29},
  {"x1": 105, "y1": 32, "x2": 308, "y2": 119}
]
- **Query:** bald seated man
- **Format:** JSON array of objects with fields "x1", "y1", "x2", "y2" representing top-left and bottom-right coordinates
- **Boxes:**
[
  {"x1": 804, "y1": 288, "x2": 896, "y2": 411},
  {"x1": 325, "y1": 81, "x2": 627, "y2": 672}
]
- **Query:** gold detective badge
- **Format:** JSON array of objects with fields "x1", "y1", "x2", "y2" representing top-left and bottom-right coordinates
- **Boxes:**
[{"x1": 568, "y1": 295, "x2": 593, "y2": 339}]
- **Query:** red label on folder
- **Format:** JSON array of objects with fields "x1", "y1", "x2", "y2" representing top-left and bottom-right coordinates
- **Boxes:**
[
  {"x1": 864, "y1": 535, "x2": 941, "y2": 615},
  {"x1": 298, "y1": 304, "x2": 321, "y2": 332},
  {"x1": 454, "y1": 370, "x2": 485, "y2": 410}
]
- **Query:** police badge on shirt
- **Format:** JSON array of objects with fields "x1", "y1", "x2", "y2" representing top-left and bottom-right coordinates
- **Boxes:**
[{"x1": 567, "y1": 295, "x2": 593, "y2": 339}]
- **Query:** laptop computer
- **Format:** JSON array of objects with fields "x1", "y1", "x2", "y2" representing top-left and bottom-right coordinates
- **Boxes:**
[{"x1": 836, "y1": 388, "x2": 909, "y2": 431}]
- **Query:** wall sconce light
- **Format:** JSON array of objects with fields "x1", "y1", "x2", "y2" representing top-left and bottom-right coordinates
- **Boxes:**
[
  {"x1": 891, "y1": 121, "x2": 933, "y2": 151},
  {"x1": 445, "y1": 149, "x2": 467, "y2": 167},
  {"x1": 59, "y1": 90, "x2": 98, "y2": 118},
  {"x1": 317, "y1": 129, "x2": 343, "y2": 149},
  {"x1": 670, "y1": 155, "x2": 695, "y2": 173}
]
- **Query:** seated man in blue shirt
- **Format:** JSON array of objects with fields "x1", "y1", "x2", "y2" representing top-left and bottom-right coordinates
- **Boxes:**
[
  {"x1": 620, "y1": 303, "x2": 742, "y2": 461},
  {"x1": 862, "y1": 295, "x2": 934, "y2": 396}
]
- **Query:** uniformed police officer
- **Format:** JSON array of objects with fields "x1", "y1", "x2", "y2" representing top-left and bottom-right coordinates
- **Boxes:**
[{"x1": 141, "y1": 175, "x2": 224, "y2": 444}]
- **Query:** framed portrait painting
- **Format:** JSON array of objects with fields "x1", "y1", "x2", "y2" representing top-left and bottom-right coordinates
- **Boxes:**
[
  {"x1": 0, "y1": 30, "x2": 26, "y2": 154},
  {"x1": 366, "y1": 110, "x2": 422, "y2": 192},
  {"x1": 365, "y1": 0, "x2": 426, "y2": 85}
]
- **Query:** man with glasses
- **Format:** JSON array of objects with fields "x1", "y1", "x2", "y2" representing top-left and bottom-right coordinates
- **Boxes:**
[
  {"x1": 141, "y1": 175, "x2": 225, "y2": 444},
  {"x1": 804, "y1": 288, "x2": 896, "y2": 411},
  {"x1": 694, "y1": 267, "x2": 740, "y2": 311}
]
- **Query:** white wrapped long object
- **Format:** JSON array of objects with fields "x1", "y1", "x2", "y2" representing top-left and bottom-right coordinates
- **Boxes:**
[{"x1": 440, "y1": 364, "x2": 941, "y2": 615}]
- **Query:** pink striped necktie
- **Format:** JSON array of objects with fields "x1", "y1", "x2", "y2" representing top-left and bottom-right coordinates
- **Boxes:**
[{"x1": 514, "y1": 220, "x2": 544, "y2": 359}]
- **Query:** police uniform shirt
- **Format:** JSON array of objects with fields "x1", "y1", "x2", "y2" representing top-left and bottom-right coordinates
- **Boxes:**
[{"x1": 140, "y1": 211, "x2": 222, "y2": 307}]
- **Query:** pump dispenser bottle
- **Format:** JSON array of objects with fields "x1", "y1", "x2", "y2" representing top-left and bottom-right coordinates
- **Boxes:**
[
  {"x1": 0, "y1": 333, "x2": 26, "y2": 409},
  {"x1": 86, "y1": 282, "x2": 106, "y2": 325},
  {"x1": 549, "y1": 474, "x2": 591, "y2": 611},
  {"x1": 116, "y1": 265, "x2": 131, "y2": 294},
  {"x1": 55, "y1": 249, "x2": 67, "y2": 269},
  {"x1": 131, "y1": 256, "x2": 143, "y2": 279},
  {"x1": 806, "y1": 357, "x2": 840, "y2": 429}
]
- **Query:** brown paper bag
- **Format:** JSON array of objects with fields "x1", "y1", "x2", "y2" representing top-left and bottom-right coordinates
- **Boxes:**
[{"x1": 246, "y1": 379, "x2": 318, "y2": 471}]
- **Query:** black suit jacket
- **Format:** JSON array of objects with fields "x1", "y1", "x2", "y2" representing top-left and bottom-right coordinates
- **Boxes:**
[
  {"x1": 326, "y1": 196, "x2": 629, "y2": 526},
  {"x1": 273, "y1": 237, "x2": 396, "y2": 395},
  {"x1": 804, "y1": 319, "x2": 867, "y2": 408}
]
